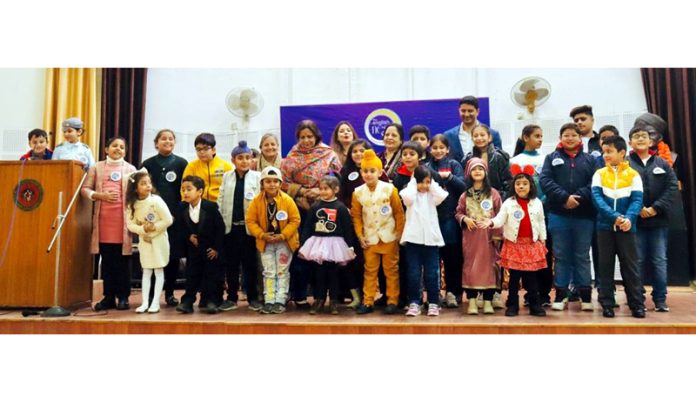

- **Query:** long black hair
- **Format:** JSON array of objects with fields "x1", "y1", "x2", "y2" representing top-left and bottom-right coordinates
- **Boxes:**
[
  {"x1": 342, "y1": 139, "x2": 373, "y2": 173},
  {"x1": 513, "y1": 124, "x2": 541, "y2": 157}
]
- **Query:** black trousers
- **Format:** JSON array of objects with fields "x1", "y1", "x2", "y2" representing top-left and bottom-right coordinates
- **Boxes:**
[
  {"x1": 181, "y1": 247, "x2": 224, "y2": 307},
  {"x1": 441, "y1": 242, "x2": 463, "y2": 298},
  {"x1": 312, "y1": 261, "x2": 340, "y2": 302},
  {"x1": 223, "y1": 227, "x2": 259, "y2": 302},
  {"x1": 508, "y1": 269, "x2": 539, "y2": 306},
  {"x1": 596, "y1": 231, "x2": 645, "y2": 310},
  {"x1": 339, "y1": 248, "x2": 363, "y2": 291},
  {"x1": 99, "y1": 243, "x2": 131, "y2": 300},
  {"x1": 464, "y1": 288, "x2": 496, "y2": 301}
]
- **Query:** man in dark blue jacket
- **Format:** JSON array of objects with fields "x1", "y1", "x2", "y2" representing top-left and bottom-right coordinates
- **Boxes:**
[
  {"x1": 627, "y1": 127, "x2": 678, "y2": 312},
  {"x1": 443, "y1": 95, "x2": 502, "y2": 163},
  {"x1": 539, "y1": 123, "x2": 599, "y2": 312}
]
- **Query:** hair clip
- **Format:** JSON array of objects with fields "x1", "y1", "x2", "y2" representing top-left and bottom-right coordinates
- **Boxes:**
[
  {"x1": 126, "y1": 167, "x2": 149, "y2": 183},
  {"x1": 510, "y1": 164, "x2": 535, "y2": 176}
]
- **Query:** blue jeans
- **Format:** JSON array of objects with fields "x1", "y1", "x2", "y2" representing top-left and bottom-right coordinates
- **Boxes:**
[
  {"x1": 548, "y1": 213, "x2": 594, "y2": 289},
  {"x1": 404, "y1": 243, "x2": 441, "y2": 305},
  {"x1": 636, "y1": 227, "x2": 669, "y2": 303}
]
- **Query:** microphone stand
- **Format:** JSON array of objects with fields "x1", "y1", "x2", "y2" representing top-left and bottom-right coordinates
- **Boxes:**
[{"x1": 43, "y1": 170, "x2": 89, "y2": 317}]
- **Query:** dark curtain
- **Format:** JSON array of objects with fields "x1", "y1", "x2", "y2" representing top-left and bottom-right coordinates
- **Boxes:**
[
  {"x1": 641, "y1": 68, "x2": 696, "y2": 282},
  {"x1": 99, "y1": 68, "x2": 148, "y2": 166}
]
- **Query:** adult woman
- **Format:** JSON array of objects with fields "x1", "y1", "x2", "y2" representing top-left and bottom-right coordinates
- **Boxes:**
[
  {"x1": 378, "y1": 123, "x2": 404, "y2": 179},
  {"x1": 257, "y1": 132, "x2": 282, "y2": 171},
  {"x1": 281, "y1": 119, "x2": 342, "y2": 308},
  {"x1": 330, "y1": 121, "x2": 358, "y2": 166}
]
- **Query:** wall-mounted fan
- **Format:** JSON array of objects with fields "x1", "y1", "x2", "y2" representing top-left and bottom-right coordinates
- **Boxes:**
[
  {"x1": 511, "y1": 77, "x2": 551, "y2": 114},
  {"x1": 226, "y1": 87, "x2": 264, "y2": 119}
]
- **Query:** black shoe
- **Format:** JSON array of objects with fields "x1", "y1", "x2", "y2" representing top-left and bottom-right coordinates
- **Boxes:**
[
  {"x1": 294, "y1": 300, "x2": 311, "y2": 311},
  {"x1": 505, "y1": 305, "x2": 519, "y2": 317},
  {"x1": 374, "y1": 297, "x2": 387, "y2": 307},
  {"x1": 116, "y1": 299, "x2": 130, "y2": 310},
  {"x1": 176, "y1": 302, "x2": 193, "y2": 314},
  {"x1": 384, "y1": 304, "x2": 398, "y2": 315},
  {"x1": 165, "y1": 295, "x2": 179, "y2": 307},
  {"x1": 329, "y1": 301, "x2": 339, "y2": 315},
  {"x1": 204, "y1": 301, "x2": 219, "y2": 314},
  {"x1": 529, "y1": 305, "x2": 546, "y2": 317},
  {"x1": 602, "y1": 307, "x2": 615, "y2": 318},
  {"x1": 356, "y1": 304, "x2": 374, "y2": 315},
  {"x1": 94, "y1": 298, "x2": 116, "y2": 311},
  {"x1": 260, "y1": 303, "x2": 274, "y2": 314},
  {"x1": 631, "y1": 308, "x2": 646, "y2": 319},
  {"x1": 309, "y1": 300, "x2": 323, "y2": 315}
]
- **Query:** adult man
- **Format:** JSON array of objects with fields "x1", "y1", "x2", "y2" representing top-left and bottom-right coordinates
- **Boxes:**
[
  {"x1": 444, "y1": 96, "x2": 502, "y2": 163},
  {"x1": 570, "y1": 105, "x2": 601, "y2": 157}
]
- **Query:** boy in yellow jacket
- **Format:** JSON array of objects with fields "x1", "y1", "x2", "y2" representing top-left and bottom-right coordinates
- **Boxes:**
[
  {"x1": 181, "y1": 133, "x2": 232, "y2": 202},
  {"x1": 246, "y1": 166, "x2": 301, "y2": 314},
  {"x1": 351, "y1": 149, "x2": 405, "y2": 315}
]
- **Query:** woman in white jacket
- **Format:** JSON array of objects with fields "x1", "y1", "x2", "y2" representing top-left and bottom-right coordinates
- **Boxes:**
[
  {"x1": 485, "y1": 164, "x2": 548, "y2": 317},
  {"x1": 399, "y1": 166, "x2": 448, "y2": 317}
]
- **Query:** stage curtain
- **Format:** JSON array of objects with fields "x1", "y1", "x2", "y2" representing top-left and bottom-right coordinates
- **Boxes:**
[
  {"x1": 42, "y1": 68, "x2": 102, "y2": 158},
  {"x1": 99, "y1": 68, "x2": 148, "y2": 166},
  {"x1": 641, "y1": 68, "x2": 696, "y2": 282}
]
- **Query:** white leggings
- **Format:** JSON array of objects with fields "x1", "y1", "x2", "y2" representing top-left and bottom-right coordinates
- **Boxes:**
[{"x1": 140, "y1": 268, "x2": 165, "y2": 308}]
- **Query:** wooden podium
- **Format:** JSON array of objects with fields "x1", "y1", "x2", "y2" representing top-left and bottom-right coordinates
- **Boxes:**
[{"x1": 0, "y1": 160, "x2": 93, "y2": 309}]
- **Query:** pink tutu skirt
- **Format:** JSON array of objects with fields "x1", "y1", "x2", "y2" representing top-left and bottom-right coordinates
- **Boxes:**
[{"x1": 298, "y1": 236, "x2": 356, "y2": 265}]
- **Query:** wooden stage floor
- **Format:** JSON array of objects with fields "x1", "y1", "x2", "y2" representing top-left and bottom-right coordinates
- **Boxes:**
[{"x1": 1, "y1": 286, "x2": 695, "y2": 334}]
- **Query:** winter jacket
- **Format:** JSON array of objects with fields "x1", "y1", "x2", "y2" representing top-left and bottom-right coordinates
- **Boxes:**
[
  {"x1": 399, "y1": 176, "x2": 448, "y2": 247},
  {"x1": 539, "y1": 145, "x2": 599, "y2": 219},
  {"x1": 628, "y1": 152, "x2": 678, "y2": 229},
  {"x1": 591, "y1": 161, "x2": 643, "y2": 232},
  {"x1": 181, "y1": 155, "x2": 233, "y2": 202},
  {"x1": 246, "y1": 190, "x2": 301, "y2": 252},
  {"x1": 462, "y1": 143, "x2": 512, "y2": 199},
  {"x1": 490, "y1": 197, "x2": 546, "y2": 242}
]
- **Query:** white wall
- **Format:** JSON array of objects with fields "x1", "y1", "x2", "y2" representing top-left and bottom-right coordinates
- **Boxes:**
[
  {"x1": 142, "y1": 68, "x2": 647, "y2": 160},
  {"x1": 0, "y1": 69, "x2": 45, "y2": 159}
]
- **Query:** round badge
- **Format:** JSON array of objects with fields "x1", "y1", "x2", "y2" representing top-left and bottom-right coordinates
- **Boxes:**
[
  {"x1": 165, "y1": 171, "x2": 177, "y2": 182},
  {"x1": 110, "y1": 171, "x2": 122, "y2": 181},
  {"x1": 245, "y1": 191, "x2": 255, "y2": 200},
  {"x1": 380, "y1": 205, "x2": 392, "y2": 216},
  {"x1": 348, "y1": 172, "x2": 359, "y2": 181},
  {"x1": 480, "y1": 200, "x2": 492, "y2": 211},
  {"x1": 513, "y1": 210, "x2": 524, "y2": 220},
  {"x1": 146, "y1": 213, "x2": 156, "y2": 222},
  {"x1": 13, "y1": 179, "x2": 44, "y2": 212},
  {"x1": 276, "y1": 210, "x2": 288, "y2": 221}
]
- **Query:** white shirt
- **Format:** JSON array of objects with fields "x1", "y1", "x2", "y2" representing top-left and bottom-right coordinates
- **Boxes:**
[
  {"x1": 189, "y1": 200, "x2": 201, "y2": 223},
  {"x1": 458, "y1": 124, "x2": 474, "y2": 157},
  {"x1": 399, "y1": 177, "x2": 448, "y2": 247}
]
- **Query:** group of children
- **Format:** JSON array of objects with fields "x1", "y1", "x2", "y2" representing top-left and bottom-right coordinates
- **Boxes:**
[{"x1": 22, "y1": 111, "x2": 679, "y2": 319}]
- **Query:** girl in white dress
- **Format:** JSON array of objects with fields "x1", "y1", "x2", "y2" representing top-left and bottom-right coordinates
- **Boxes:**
[{"x1": 126, "y1": 169, "x2": 174, "y2": 313}]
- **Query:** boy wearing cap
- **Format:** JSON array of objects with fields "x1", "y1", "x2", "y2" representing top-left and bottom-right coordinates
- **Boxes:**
[
  {"x1": 351, "y1": 149, "x2": 405, "y2": 315},
  {"x1": 246, "y1": 166, "x2": 301, "y2": 314},
  {"x1": 218, "y1": 141, "x2": 263, "y2": 312},
  {"x1": 181, "y1": 133, "x2": 232, "y2": 202},
  {"x1": 51, "y1": 117, "x2": 95, "y2": 168},
  {"x1": 20, "y1": 129, "x2": 53, "y2": 160}
]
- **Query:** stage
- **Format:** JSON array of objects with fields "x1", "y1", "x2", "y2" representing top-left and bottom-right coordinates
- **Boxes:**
[{"x1": 1, "y1": 285, "x2": 695, "y2": 334}]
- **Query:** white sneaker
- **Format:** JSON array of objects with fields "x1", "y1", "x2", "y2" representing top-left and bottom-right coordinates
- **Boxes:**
[
  {"x1": 483, "y1": 300, "x2": 495, "y2": 314},
  {"x1": 552, "y1": 298, "x2": 568, "y2": 311},
  {"x1": 405, "y1": 303, "x2": 421, "y2": 317},
  {"x1": 468, "y1": 300, "x2": 479, "y2": 315},
  {"x1": 445, "y1": 292, "x2": 458, "y2": 308},
  {"x1": 135, "y1": 304, "x2": 148, "y2": 313},
  {"x1": 148, "y1": 304, "x2": 160, "y2": 313},
  {"x1": 427, "y1": 304, "x2": 440, "y2": 316},
  {"x1": 580, "y1": 302, "x2": 593, "y2": 311},
  {"x1": 492, "y1": 292, "x2": 505, "y2": 309}
]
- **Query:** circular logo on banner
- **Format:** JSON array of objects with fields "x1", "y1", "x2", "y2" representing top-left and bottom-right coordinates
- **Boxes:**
[
  {"x1": 110, "y1": 171, "x2": 122, "y2": 181},
  {"x1": 348, "y1": 172, "x2": 359, "y2": 181},
  {"x1": 165, "y1": 171, "x2": 177, "y2": 182},
  {"x1": 380, "y1": 205, "x2": 392, "y2": 216},
  {"x1": 480, "y1": 199, "x2": 492, "y2": 211},
  {"x1": 13, "y1": 179, "x2": 44, "y2": 211},
  {"x1": 245, "y1": 191, "x2": 255, "y2": 200},
  {"x1": 513, "y1": 210, "x2": 524, "y2": 220},
  {"x1": 364, "y1": 108, "x2": 402, "y2": 147},
  {"x1": 276, "y1": 210, "x2": 288, "y2": 221}
]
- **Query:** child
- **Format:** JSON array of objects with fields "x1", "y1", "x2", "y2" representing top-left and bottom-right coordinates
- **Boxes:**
[
  {"x1": 52, "y1": 117, "x2": 95, "y2": 168},
  {"x1": 595, "y1": 125, "x2": 620, "y2": 168},
  {"x1": 400, "y1": 166, "x2": 448, "y2": 316},
  {"x1": 408, "y1": 124, "x2": 432, "y2": 163},
  {"x1": 246, "y1": 166, "x2": 301, "y2": 314},
  {"x1": 140, "y1": 129, "x2": 188, "y2": 307},
  {"x1": 425, "y1": 134, "x2": 466, "y2": 308},
  {"x1": 125, "y1": 170, "x2": 174, "y2": 313},
  {"x1": 20, "y1": 129, "x2": 53, "y2": 160},
  {"x1": 217, "y1": 141, "x2": 263, "y2": 312},
  {"x1": 539, "y1": 123, "x2": 598, "y2": 312},
  {"x1": 510, "y1": 125, "x2": 552, "y2": 307},
  {"x1": 455, "y1": 158, "x2": 502, "y2": 314},
  {"x1": 351, "y1": 149, "x2": 405, "y2": 315},
  {"x1": 592, "y1": 135, "x2": 646, "y2": 318},
  {"x1": 80, "y1": 136, "x2": 136, "y2": 311},
  {"x1": 299, "y1": 175, "x2": 356, "y2": 315},
  {"x1": 181, "y1": 132, "x2": 233, "y2": 202},
  {"x1": 330, "y1": 121, "x2": 358, "y2": 166},
  {"x1": 627, "y1": 127, "x2": 678, "y2": 312},
  {"x1": 392, "y1": 141, "x2": 432, "y2": 192},
  {"x1": 258, "y1": 133, "x2": 282, "y2": 171},
  {"x1": 485, "y1": 164, "x2": 548, "y2": 317},
  {"x1": 176, "y1": 175, "x2": 226, "y2": 314}
]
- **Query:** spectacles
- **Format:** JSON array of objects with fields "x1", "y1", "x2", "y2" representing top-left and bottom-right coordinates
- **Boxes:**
[
  {"x1": 631, "y1": 133, "x2": 650, "y2": 140},
  {"x1": 195, "y1": 146, "x2": 212, "y2": 152}
]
